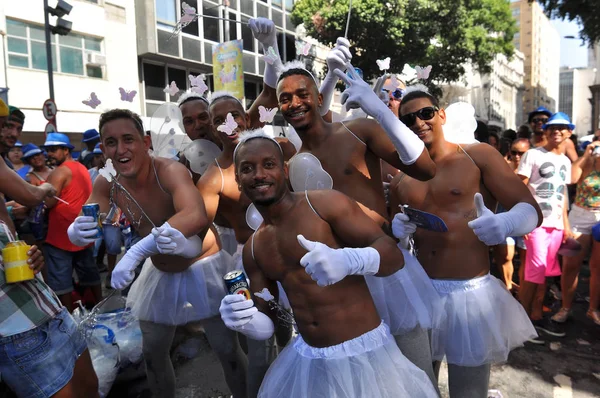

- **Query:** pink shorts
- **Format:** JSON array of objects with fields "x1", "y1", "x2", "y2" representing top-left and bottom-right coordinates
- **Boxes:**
[{"x1": 524, "y1": 226, "x2": 564, "y2": 284}]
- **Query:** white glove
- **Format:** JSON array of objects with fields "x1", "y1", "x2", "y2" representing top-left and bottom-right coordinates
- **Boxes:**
[
  {"x1": 373, "y1": 74, "x2": 390, "y2": 105},
  {"x1": 297, "y1": 234, "x2": 380, "y2": 287},
  {"x1": 111, "y1": 234, "x2": 158, "y2": 289},
  {"x1": 468, "y1": 193, "x2": 539, "y2": 246},
  {"x1": 320, "y1": 38, "x2": 352, "y2": 116},
  {"x1": 334, "y1": 65, "x2": 425, "y2": 165},
  {"x1": 249, "y1": 17, "x2": 281, "y2": 88},
  {"x1": 67, "y1": 216, "x2": 98, "y2": 247},
  {"x1": 392, "y1": 212, "x2": 417, "y2": 250},
  {"x1": 151, "y1": 221, "x2": 203, "y2": 258},
  {"x1": 219, "y1": 294, "x2": 275, "y2": 340}
]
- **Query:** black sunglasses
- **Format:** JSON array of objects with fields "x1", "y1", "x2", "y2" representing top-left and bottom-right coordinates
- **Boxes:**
[
  {"x1": 400, "y1": 106, "x2": 439, "y2": 126},
  {"x1": 532, "y1": 117, "x2": 548, "y2": 124},
  {"x1": 511, "y1": 150, "x2": 526, "y2": 157}
]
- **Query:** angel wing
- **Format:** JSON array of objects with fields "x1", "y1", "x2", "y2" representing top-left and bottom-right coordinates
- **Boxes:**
[
  {"x1": 259, "y1": 106, "x2": 278, "y2": 123},
  {"x1": 376, "y1": 57, "x2": 391, "y2": 71},
  {"x1": 217, "y1": 113, "x2": 238, "y2": 136},
  {"x1": 442, "y1": 102, "x2": 478, "y2": 145},
  {"x1": 82, "y1": 92, "x2": 101, "y2": 109},
  {"x1": 150, "y1": 103, "x2": 190, "y2": 160}
]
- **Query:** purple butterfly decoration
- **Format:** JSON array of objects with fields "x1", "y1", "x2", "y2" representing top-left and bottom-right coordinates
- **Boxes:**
[
  {"x1": 119, "y1": 87, "x2": 137, "y2": 102},
  {"x1": 82, "y1": 92, "x2": 101, "y2": 109}
]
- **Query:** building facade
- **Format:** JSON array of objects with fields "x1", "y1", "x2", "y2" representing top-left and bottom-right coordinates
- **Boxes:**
[
  {"x1": 0, "y1": 0, "x2": 140, "y2": 147},
  {"x1": 559, "y1": 66, "x2": 595, "y2": 136},
  {"x1": 590, "y1": 41, "x2": 600, "y2": 134},
  {"x1": 511, "y1": 0, "x2": 560, "y2": 122}
]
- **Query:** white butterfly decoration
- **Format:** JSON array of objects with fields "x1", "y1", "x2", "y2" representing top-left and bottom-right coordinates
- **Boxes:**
[
  {"x1": 119, "y1": 88, "x2": 137, "y2": 102},
  {"x1": 180, "y1": 2, "x2": 197, "y2": 25},
  {"x1": 217, "y1": 113, "x2": 238, "y2": 136},
  {"x1": 400, "y1": 64, "x2": 417, "y2": 82},
  {"x1": 99, "y1": 158, "x2": 117, "y2": 182},
  {"x1": 259, "y1": 106, "x2": 278, "y2": 124},
  {"x1": 376, "y1": 57, "x2": 391, "y2": 71},
  {"x1": 82, "y1": 92, "x2": 101, "y2": 109},
  {"x1": 295, "y1": 41, "x2": 311, "y2": 56},
  {"x1": 255, "y1": 287, "x2": 275, "y2": 302},
  {"x1": 262, "y1": 47, "x2": 279, "y2": 65},
  {"x1": 383, "y1": 75, "x2": 400, "y2": 91},
  {"x1": 416, "y1": 65, "x2": 432, "y2": 80},
  {"x1": 164, "y1": 81, "x2": 180, "y2": 97},
  {"x1": 189, "y1": 74, "x2": 208, "y2": 96},
  {"x1": 219, "y1": 68, "x2": 235, "y2": 84}
]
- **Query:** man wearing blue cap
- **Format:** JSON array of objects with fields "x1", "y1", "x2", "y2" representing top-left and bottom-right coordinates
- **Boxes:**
[
  {"x1": 79, "y1": 128, "x2": 100, "y2": 169},
  {"x1": 529, "y1": 106, "x2": 578, "y2": 162},
  {"x1": 41, "y1": 132, "x2": 102, "y2": 311},
  {"x1": 517, "y1": 112, "x2": 574, "y2": 342},
  {"x1": 22, "y1": 143, "x2": 53, "y2": 186}
]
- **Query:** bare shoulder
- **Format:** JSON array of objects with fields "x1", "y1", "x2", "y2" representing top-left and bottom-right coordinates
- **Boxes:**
[
  {"x1": 461, "y1": 142, "x2": 505, "y2": 167},
  {"x1": 196, "y1": 163, "x2": 222, "y2": 192},
  {"x1": 157, "y1": 157, "x2": 191, "y2": 177},
  {"x1": 306, "y1": 189, "x2": 356, "y2": 215}
]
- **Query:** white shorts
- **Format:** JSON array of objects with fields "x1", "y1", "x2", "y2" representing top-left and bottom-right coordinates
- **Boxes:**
[
  {"x1": 569, "y1": 205, "x2": 600, "y2": 236},
  {"x1": 126, "y1": 251, "x2": 237, "y2": 325},
  {"x1": 258, "y1": 322, "x2": 438, "y2": 398}
]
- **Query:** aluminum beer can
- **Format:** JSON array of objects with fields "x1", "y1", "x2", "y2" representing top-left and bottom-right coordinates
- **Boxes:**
[
  {"x1": 593, "y1": 146, "x2": 600, "y2": 157},
  {"x1": 82, "y1": 203, "x2": 102, "y2": 239},
  {"x1": 224, "y1": 270, "x2": 251, "y2": 300},
  {"x1": 3, "y1": 241, "x2": 34, "y2": 283}
]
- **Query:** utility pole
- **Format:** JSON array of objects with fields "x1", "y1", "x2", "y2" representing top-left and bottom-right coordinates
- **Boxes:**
[{"x1": 44, "y1": 0, "x2": 73, "y2": 101}]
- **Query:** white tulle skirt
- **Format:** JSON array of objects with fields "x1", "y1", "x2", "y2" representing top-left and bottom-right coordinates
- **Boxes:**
[
  {"x1": 430, "y1": 274, "x2": 537, "y2": 366},
  {"x1": 233, "y1": 243, "x2": 292, "y2": 310},
  {"x1": 214, "y1": 224, "x2": 238, "y2": 256},
  {"x1": 365, "y1": 247, "x2": 441, "y2": 334},
  {"x1": 258, "y1": 322, "x2": 438, "y2": 398},
  {"x1": 126, "y1": 251, "x2": 236, "y2": 325}
]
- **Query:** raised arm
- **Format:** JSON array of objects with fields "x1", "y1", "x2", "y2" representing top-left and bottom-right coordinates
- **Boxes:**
[
  {"x1": 571, "y1": 141, "x2": 598, "y2": 184},
  {"x1": 0, "y1": 156, "x2": 55, "y2": 206}
]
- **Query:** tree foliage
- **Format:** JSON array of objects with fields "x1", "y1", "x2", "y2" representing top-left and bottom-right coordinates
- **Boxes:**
[
  {"x1": 291, "y1": 0, "x2": 517, "y2": 84},
  {"x1": 533, "y1": 0, "x2": 600, "y2": 44}
]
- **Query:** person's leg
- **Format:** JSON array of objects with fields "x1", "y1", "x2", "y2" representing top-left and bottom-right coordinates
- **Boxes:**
[
  {"x1": 52, "y1": 350, "x2": 99, "y2": 398},
  {"x1": 555, "y1": 232, "x2": 591, "y2": 321},
  {"x1": 394, "y1": 328, "x2": 439, "y2": 393},
  {"x1": 588, "y1": 239, "x2": 600, "y2": 324},
  {"x1": 42, "y1": 244, "x2": 75, "y2": 311},
  {"x1": 245, "y1": 335, "x2": 277, "y2": 398},
  {"x1": 447, "y1": 363, "x2": 491, "y2": 398},
  {"x1": 202, "y1": 316, "x2": 250, "y2": 398},
  {"x1": 521, "y1": 228, "x2": 550, "y2": 320},
  {"x1": 531, "y1": 280, "x2": 547, "y2": 320},
  {"x1": 139, "y1": 320, "x2": 177, "y2": 398},
  {"x1": 74, "y1": 246, "x2": 102, "y2": 306},
  {"x1": 493, "y1": 242, "x2": 515, "y2": 290}
]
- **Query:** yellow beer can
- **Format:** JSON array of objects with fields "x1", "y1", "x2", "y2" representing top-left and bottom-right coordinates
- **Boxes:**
[{"x1": 2, "y1": 241, "x2": 34, "y2": 283}]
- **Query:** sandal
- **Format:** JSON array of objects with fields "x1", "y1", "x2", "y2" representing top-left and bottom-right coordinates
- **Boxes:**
[{"x1": 586, "y1": 309, "x2": 600, "y2": 326}]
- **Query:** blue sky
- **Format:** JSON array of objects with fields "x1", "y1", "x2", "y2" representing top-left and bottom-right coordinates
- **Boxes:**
[{"x1": 552, "y1": 18, "x2": 589, "y2": 67}]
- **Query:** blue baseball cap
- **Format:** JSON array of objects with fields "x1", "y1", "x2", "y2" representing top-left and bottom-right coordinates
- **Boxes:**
[
  {"x1": 21, "y1": 143, "x2": 43, "y2": 160},
  {"x1": 14, "y1": 141, "x2": 23, "y2": 148},
  {"x1": 543, "y1": 112, "x2": 575, "y2": 131},
  {"x1": 92, "y1": 142, "x2": 103, "y2": 155},
  {"x1": 528, "y1": 106, "x2": 552, "y2": 123},
  {"x1": 82, "y1": 128, "x2": 100, "y2": 142},
  {"x1": 43, "y1": 132, "x2": 74, "y2": 150}
]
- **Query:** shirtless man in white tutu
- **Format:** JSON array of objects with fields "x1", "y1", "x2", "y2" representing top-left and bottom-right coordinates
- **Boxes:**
[
  {"x1": 68, "y1": 109, "x2": 244, "y2": 398},
  {"x1": 389, "y1": 89, "x2": 542, "y2": 397},
  {"x1": 219, "y1": 131, "x2": 438, "y2": 398}
]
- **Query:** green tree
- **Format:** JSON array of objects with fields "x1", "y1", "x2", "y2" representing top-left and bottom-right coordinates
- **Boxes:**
[
  {"x1": 533, "y1": 0, "x2": 600, "y2": 44},
  {"x1": 291, "y1": 0, "x2": 517, "y2": 85}
]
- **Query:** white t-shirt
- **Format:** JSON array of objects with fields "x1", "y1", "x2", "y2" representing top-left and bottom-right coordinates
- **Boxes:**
[{"x1": 517, "y1": 147, "x2": 571, "y2": 230}]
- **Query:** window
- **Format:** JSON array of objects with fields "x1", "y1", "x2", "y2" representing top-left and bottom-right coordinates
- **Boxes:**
[
  {"x1": 7, "y1": 19, "x2": 103, "y2": 78},
  {"x1": 156, "y1": 0, "x2": 176, "y2": 27}
]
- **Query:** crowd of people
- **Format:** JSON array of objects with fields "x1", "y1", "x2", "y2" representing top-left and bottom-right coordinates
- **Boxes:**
[{"x1": 0, "y1": 15, "x2": 598, "y2": 398}]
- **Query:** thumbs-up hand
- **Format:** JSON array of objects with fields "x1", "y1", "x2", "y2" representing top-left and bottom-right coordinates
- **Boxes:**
[
  {"x1": 467, "y1": 193, "x2": 508, "y2": 246},
  {"x1": 297, "y1": 235, "x2": 349, "y2": 287}
]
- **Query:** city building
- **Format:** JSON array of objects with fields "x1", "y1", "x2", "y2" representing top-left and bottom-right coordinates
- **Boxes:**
[
  {"x1": 590, "y1": 41, "x2": 600, "y2": 133},
  {"x1": 559, "y1": 66, "x2": 595, "y2": 136},
  {"x1": 511, "y1": 0, "x2": 560, "y2": 122},
  {"x1": 0, "y1": 0, "x2": 140, "y2": 147}
]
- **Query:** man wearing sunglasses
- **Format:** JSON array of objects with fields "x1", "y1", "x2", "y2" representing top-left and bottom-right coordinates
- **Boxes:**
[
  {"x1": 390, "y1": 90, "x2": 542, "y2": 398},
  {"x1": 529, "y1": 106, "x2": 577, "y2": 162}
]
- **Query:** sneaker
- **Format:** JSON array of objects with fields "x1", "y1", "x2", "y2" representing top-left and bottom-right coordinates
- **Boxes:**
[
  {"x1": 532, "y1": 318, "x2": 566, "y2": 337},
  {"x1": 527, "y1": 336, "x2": 545, "y2": 345},
  {"x1": 551, "y1": 308, "x2": 570, "y2": 323},
  {"x1": 586, "y1": 309, "x2": 600, "y2": 326}
]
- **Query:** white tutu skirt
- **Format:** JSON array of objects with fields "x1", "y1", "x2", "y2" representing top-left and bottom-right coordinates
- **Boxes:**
[
  {"x1": 258, "y1": 322, "x2": 438, "y2": 398},
  {"x1": 430, "y1": 274, "x2": 537, "y2": 366},
  {"x1": 126, "y1": 251, "x2": 236, "y2": 325},
  {"x1": 214, "y1": 224, "x2": 238, "y2": 256},
  {"x1": 233, "y1": 243, "x2": 292, "y2": 310},
  {"x1": 366, "y1": 248, "x2": 441, "y2": 334}
]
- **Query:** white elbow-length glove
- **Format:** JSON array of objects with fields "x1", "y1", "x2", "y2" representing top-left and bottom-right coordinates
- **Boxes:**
[
  {"x1": 249, "y1": 17, "x2": 282, "y2": 88},
  {"x1": 320, "y1": 37, "x2": 352, "y2": 116},
  {"x1": 151, "y1": 222, "x2": 203, "y2": 258},
  {"x1": 392, "y1": 213, "x2": 417, "y2": 250},
  {"x1": 67, "y1": 216, "x2": 99, "y2": 247},
  {"x1": 467, "y1": 193, "x2": 539, "y2": 246},
  {"x1": 219, "y1": 294, "x2": 275, "y2": 340},
  {"x1": 334, "y1": 66, "x2": 425, "y2": 165},
  {"x1": 297, "y1": 234, "x2": 380, "y2": 287},
  {"x1": 111, "y1": 234, "x2": 158, "y2": 289}
]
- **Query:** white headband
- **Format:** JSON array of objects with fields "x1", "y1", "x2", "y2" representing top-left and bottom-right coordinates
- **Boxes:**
[
  {"x1": 209, "y1": 91, "x2": 245, "y2": 109},
  {"x1": 233, "y1": 129, "x2": 283, "y2": 164},
  {"x1": 177, "y1": 91, "x2": 209, "y2": 106}
]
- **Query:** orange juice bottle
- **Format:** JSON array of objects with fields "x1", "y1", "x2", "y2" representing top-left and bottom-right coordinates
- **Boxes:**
[{"x1": 3, "y1": 241, "x2": 34, "y2": 283}]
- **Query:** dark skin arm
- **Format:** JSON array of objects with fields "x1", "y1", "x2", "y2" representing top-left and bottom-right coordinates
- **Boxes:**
[
  {"x1": 195, "y1": 165, "x2": 222, "y2": 226},
  {"x1": 242, "y1": 238, "x2": 279, "y2": 322},
  {"x1": 345, "y1": 118, "x2": 436, "y2": 181},
  {"x1": 0, "y1": 156, "x2": 55, "y2": 207},
  {"x1": 248, "y1": 85, "x2": 279, "y2": 129},
  {"x1": 309, "y1": 190, "x2": 405, "y2": 276}
]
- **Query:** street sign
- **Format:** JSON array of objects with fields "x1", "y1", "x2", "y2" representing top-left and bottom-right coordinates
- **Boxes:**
[
  {"x1": 42, "y1": 99, "x2": 57, "y2": 121},
  {"x1": 44, "y1": 122, "x2": 57, "y2": 135}
]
